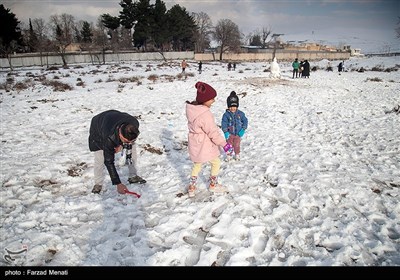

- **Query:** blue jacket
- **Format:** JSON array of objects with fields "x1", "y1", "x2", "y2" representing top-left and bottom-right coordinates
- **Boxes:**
[{"x1": 221, "y1": 109, "x2": 248, "y2": 136}]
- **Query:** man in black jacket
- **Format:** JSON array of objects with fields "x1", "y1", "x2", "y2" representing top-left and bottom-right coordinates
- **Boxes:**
[{"x1": 88, "y1": 110, "x2": 146, "y2": 194}]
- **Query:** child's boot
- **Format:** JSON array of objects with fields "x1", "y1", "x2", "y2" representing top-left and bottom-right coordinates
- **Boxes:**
[
  {"x1": 188, "y1": 176, "x2": 197, "y2": 198},
  {"x1": 209, "y1": 176, "x2": 228, "y2": 193}
]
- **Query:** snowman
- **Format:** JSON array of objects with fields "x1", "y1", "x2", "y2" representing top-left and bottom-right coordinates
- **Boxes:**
[{"x1": 269, "y1": 57, "x2": 281, "y2": 79}]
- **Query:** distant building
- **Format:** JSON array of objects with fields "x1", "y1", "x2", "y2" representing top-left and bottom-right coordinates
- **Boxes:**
[
  {"x1": 242, "y1": 41, "x2": 356, "y2": 53},
  {"x1": 65, "y1": 43, "x2": 81, "y2": 52},
  {"x1": 341, "y1": 45, "x2": 363, "y2": 56},
  {"x1": 350, "y1": 48, "x2": 364, "y2": 57}
]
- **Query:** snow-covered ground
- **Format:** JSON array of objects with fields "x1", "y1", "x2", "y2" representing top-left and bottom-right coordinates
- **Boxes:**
[{"x1": 1, "y1": 56, "x2": 399, "y2": 266}]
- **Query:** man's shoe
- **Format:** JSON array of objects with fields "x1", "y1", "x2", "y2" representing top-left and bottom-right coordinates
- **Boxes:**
[
  {"x1": 128, "y1": 175, "x2": 147, "y2": 184},
  {"x1": 92, "y1": 184, "x2": 102, "y2": 194}
]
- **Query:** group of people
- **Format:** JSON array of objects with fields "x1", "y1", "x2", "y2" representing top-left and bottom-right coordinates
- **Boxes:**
[
  {"x1": 89, "y1": 82, "x2": 248, "y2": 198},
  {"x1": 292, "y1": 58, "x2": 311, "y2": 78},
  {"x1": 185, "y1": 82, "x2": 248, "y2": 197},
  {"x1": 184, "y1": 60, "x2": 241, "y2": 75},
  {"x1": 182, "y1": 59, "x2": 204, "y2": 74},
  {"x1": 87, "y1": 58, "x2": 350, "y2": 198},
  {"x1": 182, "y1": 59, "x2": 203, "y2": 74}
]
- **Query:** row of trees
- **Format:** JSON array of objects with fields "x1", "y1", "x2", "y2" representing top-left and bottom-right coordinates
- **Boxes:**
[{"x1": 1, "y1": 0, "x2": 275, "y2": 68}]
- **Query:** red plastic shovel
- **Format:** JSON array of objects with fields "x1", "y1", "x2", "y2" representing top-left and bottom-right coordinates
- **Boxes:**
[{"x1": 125, "y1": 189, "x2": 141, "y2": 198}]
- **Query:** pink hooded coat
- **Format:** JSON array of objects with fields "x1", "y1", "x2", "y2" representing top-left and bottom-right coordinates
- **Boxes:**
[{"x1": 186, "y1": 103, "x2": 226, "y2": 163}]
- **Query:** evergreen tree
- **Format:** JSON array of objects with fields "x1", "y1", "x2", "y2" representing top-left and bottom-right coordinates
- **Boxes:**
[
  {"x1": 151, "y1": 0, "x2": 168, "y2": 50},
  {"x1": 101, "y1": 14, "x2": 121, "y2": 30},
  {"x1": 250, "y1": 34, "x2": 262, "y2": 46},
  {"x1": 73, "y1": 25, "x2": 82, "y2": 43},
  {"x1": 131, "y1": 0, "x2": 154, "y2": 50},
  {"x1": 166, "y1": 4, "x2": 196, "y2": 51},
  {"x1": 119, "y1": 0, "x2": 136, "y2": 47},
  {"x1": 119, "y1": 0, "x2": 136, "y2": 30},
  {"x1": 101, "y1": 13, "x2": 120, "y2": 49},
  {"x1": 0, "y1": 4, "x2": 23, "y2": 57},
  {"x1": 81, "y1": 21, "x2": 93, "y2": 43}
]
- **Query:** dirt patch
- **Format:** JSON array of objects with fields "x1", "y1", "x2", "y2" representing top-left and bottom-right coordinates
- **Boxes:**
[
  {"x1": 235, "y1": 77, "x2": 294, "y2": 88},
  {"x1": 141, "y1": 143, "x2": 163, "y2": 155}
]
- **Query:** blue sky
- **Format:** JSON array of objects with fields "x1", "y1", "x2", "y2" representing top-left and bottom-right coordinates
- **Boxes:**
[{"x1": 2, "y1": 0, "x2": 399, "y2": 53}]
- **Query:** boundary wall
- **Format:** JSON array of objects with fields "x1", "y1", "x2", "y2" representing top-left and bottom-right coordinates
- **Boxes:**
[
  {"x1": 0, "y1": 50, "x2": 350, "y2": 69},
  {"x1": 0, "y1": 51, "x2": 194, "y2": 68},
  {"x1": 195, "y1": 50, "x2": 350, "y2": 62}
]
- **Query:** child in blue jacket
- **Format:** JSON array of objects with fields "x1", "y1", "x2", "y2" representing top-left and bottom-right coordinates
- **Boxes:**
[{"x1": 221, "y1": 91, "x2": 248, "y2": 161}]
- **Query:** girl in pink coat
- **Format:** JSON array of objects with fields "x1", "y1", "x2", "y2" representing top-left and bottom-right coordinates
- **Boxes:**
[{"x1": 185, "y1": 81, "x2": 233, "y2": 198}]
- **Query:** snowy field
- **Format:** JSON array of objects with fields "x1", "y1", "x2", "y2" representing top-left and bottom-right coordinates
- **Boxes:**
[{"x1": 0, "y1": 56, "x2": 399, "y2": 267}]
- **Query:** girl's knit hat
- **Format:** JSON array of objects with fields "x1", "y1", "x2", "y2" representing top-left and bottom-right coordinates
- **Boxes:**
[{"x1": 195, "y1": 82, "x2": 217, "y2": 104}]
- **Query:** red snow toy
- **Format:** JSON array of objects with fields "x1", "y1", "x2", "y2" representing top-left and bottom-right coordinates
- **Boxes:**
[{"x1": 125, "y1": 189, "x2": 141, "y2": 198}]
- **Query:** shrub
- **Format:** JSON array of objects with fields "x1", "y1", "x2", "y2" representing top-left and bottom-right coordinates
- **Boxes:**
[
  {"x1": 42, "y1": 80, "x2": 73, "y2": 91},
  {"x1": 147, "y1": 74, "x2": 159, "y2": 82},
  {"x1": 365, "y1": 77, "x2": 382, "y2": 82}
]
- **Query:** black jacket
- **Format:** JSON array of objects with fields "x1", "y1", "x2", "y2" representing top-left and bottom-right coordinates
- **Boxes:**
[
  {"x1": 88, "y1": 110, "x2": 139, "y2": 185},
  {"x1": 302, "y1": 61, "x2": 310, "y2": 77}
]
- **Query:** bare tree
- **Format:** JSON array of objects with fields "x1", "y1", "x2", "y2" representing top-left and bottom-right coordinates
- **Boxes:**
[
  {"x1": 119, "y1": 27, "x2": 133, "y2": 50},
  {"x1": 19, "y1": 21, "x2": 34, "y2": 53},
  {"x1": 213, "y1": 19, "x2": 241, "y2": 60},
  {"x1": 29, "y1": 18, "x2": 55, "y2": 66},
  {"x1": 247, "y1": 26, "x2": 272, "y2": 48},
  {"x1": 192, "y1": 11, "x2": 213, "y2": 53},
  {"x1": 91, "y1": 17, "x2": 110, "y2": 64},
  {"x1": 271, "y1": 33, "x2": 284, "y2": 59},
  {"x1": 0, "y1": 39, "x2": 19, "y2": 71},
  {"x1": 244, "y1": 32, "x2": 253, "y2": 46},
  {"x1": 261, "y1": 26, "x2": 272, "y2": 48},
  {"x1": 49, "y1": 13, "x2": 76, "y2": 67}
]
